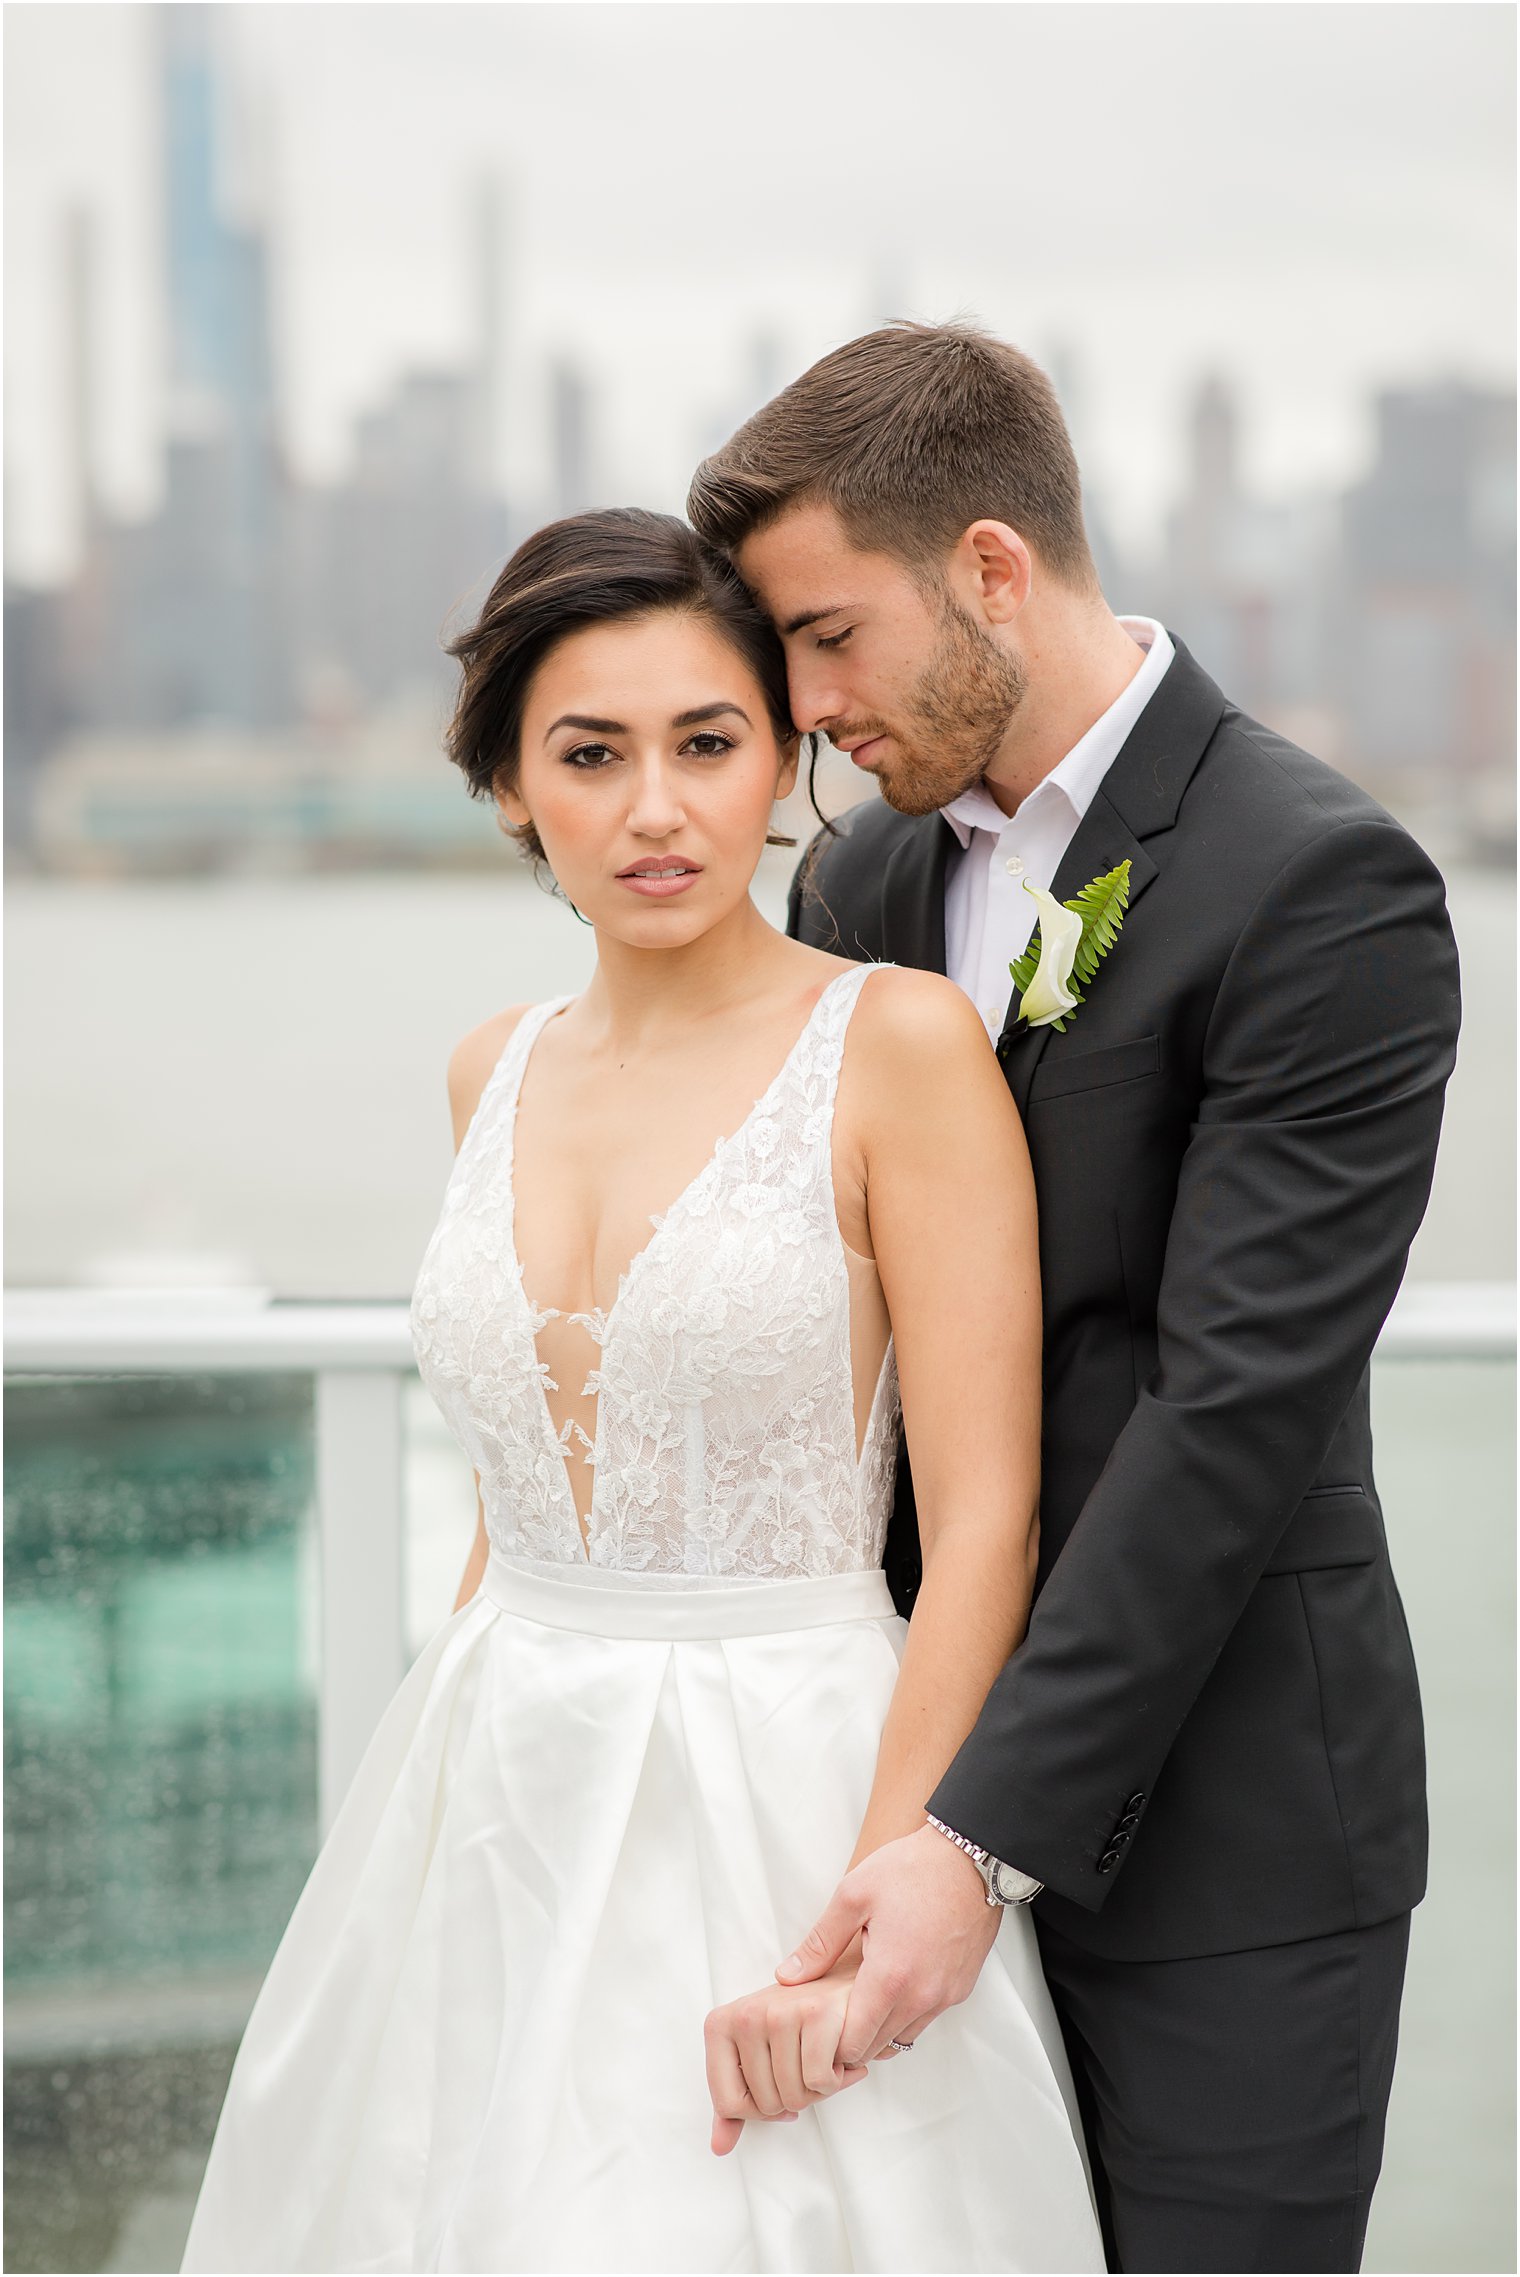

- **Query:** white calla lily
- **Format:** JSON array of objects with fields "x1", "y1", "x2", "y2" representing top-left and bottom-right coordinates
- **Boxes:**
[{"x1": 1017, "y1": 883, "x2": 1084, "y2": 1027}]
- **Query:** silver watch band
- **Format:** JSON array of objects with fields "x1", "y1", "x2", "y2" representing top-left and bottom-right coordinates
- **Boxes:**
[{"x1": 924, "y1": 1812, "x2": 1043, "y2": 1906}]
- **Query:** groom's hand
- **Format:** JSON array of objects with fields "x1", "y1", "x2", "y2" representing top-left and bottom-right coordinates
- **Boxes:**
[{"x1": 776, "y1": 1824, "x2": 1002, "y2": 2066}]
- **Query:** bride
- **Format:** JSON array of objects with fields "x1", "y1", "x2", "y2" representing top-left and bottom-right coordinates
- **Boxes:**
[{"x1": 179, "y1": 509, "x2": 1103, "y2": 2274}]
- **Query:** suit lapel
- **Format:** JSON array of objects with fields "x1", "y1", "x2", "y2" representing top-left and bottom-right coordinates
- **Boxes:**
[
  {"x1": 997, "y1": 793, "x2": 1159, "y2": 1115},
  {"x1": 995, "y1": 635, "x2": 1229, "y2": 1117}
]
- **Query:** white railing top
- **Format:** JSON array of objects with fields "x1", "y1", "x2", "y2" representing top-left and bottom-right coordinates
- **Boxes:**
[
  {"x1": 1376, "y1": 1280, "x2": 1517, "y2": 1357},
  {"x1": 3, "y1": 1280, "x2": 1515, "y2": 1371},
  {"x1": 4, "y1": 1292, "x2": 417, "y2": 1371}
]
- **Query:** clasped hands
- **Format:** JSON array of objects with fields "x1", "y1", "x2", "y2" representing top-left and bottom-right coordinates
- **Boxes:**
[{"x1": 704, "y1": 1822, "x2": 1003, "y2": 2154}]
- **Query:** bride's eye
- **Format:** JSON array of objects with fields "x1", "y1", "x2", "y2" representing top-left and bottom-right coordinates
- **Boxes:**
[
  {"x1": 682, "y1": 732, "x2": 736, "y2": 757},
  {"x1": 561, "y1": 742, "x2": 617, "y2": 769},
  {"x1": 816, "y1": 627, "x2": 853, "y2": 651}
]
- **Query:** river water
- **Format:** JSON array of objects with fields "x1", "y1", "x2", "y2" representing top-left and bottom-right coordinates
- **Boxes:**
[{"x1": 3, "y1": 857, "x2": 1513, "y2": 1293}]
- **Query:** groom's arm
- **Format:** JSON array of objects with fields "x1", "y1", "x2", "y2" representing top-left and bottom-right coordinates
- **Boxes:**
[{"x1": 926, "y1": 813, "x2": 1461, "y2": 1907}]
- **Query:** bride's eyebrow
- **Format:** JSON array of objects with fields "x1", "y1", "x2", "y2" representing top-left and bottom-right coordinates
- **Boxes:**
[
  {"x1": 547, "y1": 713, "x2": 625, "y2": 737},
  {"x1": 670, "y1": 703, "x2": 752, "y2": 729},
  {"x1": 545, "y1": 703, "x2": 752, "y2": 739}
]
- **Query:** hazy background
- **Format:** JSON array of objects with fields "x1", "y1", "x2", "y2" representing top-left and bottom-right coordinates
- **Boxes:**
[
  {"x1": 6, "y1": 4, "x2": 1517, "y2": 572},
  {"x1": 4, "y1": 0, "x2": 1516, "y2": 1295},
  {"x1": 2, "y1": 8, "x2": 1515, "y2": 2274}
]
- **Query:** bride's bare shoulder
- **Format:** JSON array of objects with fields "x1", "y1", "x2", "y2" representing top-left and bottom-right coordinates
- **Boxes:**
[
  {"x1": 843, "y1": 964, "x2": 1021, "y2": 1135},
  {"x1": 843, "y1": 968, "x2": 1027, "y2": 1192},
  {"x1": 850, "y1": 964, "x2": 999, "y2": 1073},
  {"x1": 446, "y1": 1004, "x2": 534, "y2": 1150}
]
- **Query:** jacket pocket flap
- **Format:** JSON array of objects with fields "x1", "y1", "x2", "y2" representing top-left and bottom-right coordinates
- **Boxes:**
[
  {"x1": 1264, "y1": 1487, "x2": 1381, "y2": 1574},
  {"x1": 1028, "y1": 1032, "x2": 1161, "y2": 1102}
]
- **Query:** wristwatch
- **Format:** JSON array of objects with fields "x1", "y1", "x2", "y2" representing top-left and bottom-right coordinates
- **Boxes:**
[{"x1": 925, "y1": 1812, "x2": 1044, "y2": 1907}]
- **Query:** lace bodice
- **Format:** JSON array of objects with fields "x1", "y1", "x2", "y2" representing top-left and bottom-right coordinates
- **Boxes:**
[{"x1": 410, "y1": 963, "x2": 901, "y2": 1583}]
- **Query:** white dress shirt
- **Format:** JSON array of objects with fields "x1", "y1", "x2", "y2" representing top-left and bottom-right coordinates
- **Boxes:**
[{"x1": 941, "y1": 618, "x2": 1175, "y2": 1036}]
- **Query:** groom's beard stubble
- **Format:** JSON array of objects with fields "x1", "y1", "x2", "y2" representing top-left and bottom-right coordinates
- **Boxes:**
[{"x1": 861, "y1": 594, "x2": 1028, "y2": 818}]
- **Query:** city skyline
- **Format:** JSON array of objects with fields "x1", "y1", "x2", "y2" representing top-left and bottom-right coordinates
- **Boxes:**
[
  {"x1": 5, "y1": 2, "x2": 1514, "y2": 586},
  {"x1": 3, "y1": 3, "x2": 1513, "y2": 875}
]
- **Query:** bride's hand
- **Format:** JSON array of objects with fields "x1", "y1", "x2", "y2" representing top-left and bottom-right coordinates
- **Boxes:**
[{"x1": 704, "y1": 1958, "x2": 870, "y2": 2155}]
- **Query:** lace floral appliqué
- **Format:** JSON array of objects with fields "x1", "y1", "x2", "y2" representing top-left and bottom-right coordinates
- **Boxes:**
[{"x1": 409, "y1": 966, "x2": 901, "y2": 1583}]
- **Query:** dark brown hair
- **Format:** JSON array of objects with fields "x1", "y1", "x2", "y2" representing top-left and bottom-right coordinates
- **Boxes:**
[
  {"x1": 444, "y1": 508, "x2": 808, "y2": 866},
  {"x1": 687, "y1": 319, "x2": 1098, "y2": 592}
]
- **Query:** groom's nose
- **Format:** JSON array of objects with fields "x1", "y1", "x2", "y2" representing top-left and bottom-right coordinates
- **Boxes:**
[{"x1": 786, "y1": 658, "x2": 845, "y2": 740}]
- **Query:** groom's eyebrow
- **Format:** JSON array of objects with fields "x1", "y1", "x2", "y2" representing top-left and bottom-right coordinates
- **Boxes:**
[{"x1": 781, "y1": 605, "x2": 850, "y2": 635}]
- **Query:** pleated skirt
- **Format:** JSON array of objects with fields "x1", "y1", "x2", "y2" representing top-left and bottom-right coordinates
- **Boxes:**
[{"x1": 179, "y1": 1553, "x2": 1102, "y2": 2273}]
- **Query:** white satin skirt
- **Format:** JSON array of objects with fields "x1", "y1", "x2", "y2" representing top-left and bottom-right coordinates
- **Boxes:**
[{"x1": 179, "y1": 1553, "x2": 1103, "y2": 2274}]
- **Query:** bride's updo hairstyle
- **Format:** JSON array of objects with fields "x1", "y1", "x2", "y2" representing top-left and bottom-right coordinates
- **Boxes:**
[{"x1": 445, "y1": 507, "x2": 810, "y2": 870}]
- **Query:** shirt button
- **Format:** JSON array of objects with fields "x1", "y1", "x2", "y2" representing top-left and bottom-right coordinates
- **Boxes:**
[
  {"x1": 983, "y1": 1005, "x2": 1001, "y2": 1027},
  {"x1": 1004, "y1": 855, "x2": 1025, "y2": 876}
]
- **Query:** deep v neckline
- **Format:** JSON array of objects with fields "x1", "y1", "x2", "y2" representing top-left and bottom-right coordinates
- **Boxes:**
[{"x1": 500, "y1": 970, "x2": 860, "y2": 1557}]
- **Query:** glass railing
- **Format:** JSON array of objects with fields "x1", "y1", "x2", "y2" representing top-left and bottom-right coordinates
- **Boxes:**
[
  {"x1": 4, "y1": 1368, "x2": 319, "y2": 2275},
  {"x1": 1361, "y1": 1336, "x2": 1516, "y2": 2276},
  {"x1": 4, "y1": 1285, "x2": 1514, "y2": 2275}
]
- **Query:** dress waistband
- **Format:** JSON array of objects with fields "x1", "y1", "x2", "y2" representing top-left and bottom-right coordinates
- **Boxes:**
[{"x1": 479, "y1": 1550, "x2": 899, "y2": 1640}]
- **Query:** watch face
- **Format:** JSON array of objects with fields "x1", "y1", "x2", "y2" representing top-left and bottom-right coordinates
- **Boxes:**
[{"x1": 990, "y1": 1860, "x2": 1038, "y2": 1904}]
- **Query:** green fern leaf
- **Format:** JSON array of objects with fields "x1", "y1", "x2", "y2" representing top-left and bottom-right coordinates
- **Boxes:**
[
  {"x1": 1005, "y1": 859, "x2": 1132, "y2": 1027},
  {"x1": 1007, "y1": 934, "x2": 1043, "y2": 1001},
  {"x1": 1067, "y1": 860, "x2": 1132, "y2": 987}
]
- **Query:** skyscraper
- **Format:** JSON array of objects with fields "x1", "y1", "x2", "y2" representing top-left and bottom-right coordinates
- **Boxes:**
[
  {"x1": 549, "y1": 358, "x2": 595, "y2": 521},
  {"x1": 1336, "y1": 382, "x2": 1516, "y2": 783}
]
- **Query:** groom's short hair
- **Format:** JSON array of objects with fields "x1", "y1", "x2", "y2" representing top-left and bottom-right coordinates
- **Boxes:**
[{"x1": 688, "y1": 320, "x2": 1098, "y2": 593}]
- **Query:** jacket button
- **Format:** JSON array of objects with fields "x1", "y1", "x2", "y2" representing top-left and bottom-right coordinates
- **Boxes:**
[
  {"x1": 1109, "y1": 1829, "x2": 1131, "y2": 1848},
  {"x1": 1097, "y1": 1849, "x2": 1121, "y2": 1874},
  {"x1": 1124, "y1": 1793, "x2": 1146, "y2": 1813},
  {"x1": 1118, "y1": 1812, "x2": 1141, "y2": 1832}
]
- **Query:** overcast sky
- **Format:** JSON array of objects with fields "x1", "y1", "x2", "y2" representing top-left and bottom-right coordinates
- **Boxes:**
[{"x1": 5, "y1": 1, "x2": 1515, "y2": 586}]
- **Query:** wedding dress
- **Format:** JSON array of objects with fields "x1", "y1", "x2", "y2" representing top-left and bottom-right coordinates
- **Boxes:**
[{"x1": 179, "y1": 962, "x2": 1102, "y2": 2274}]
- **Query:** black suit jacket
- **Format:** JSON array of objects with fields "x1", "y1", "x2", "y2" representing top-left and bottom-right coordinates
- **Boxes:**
[{"x1": 788, "y1": 638, "x2": 1461, "y2": 1962}]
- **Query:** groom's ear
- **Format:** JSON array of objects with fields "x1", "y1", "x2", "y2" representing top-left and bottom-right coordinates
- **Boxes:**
[{"x1": 953, "y1": 520, "x2": 1032, "y2": 627}]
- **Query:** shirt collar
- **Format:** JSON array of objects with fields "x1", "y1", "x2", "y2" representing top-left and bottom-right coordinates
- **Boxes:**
[{"x1": 939, "y1": 616, "x2": 1175, "y2": 849}]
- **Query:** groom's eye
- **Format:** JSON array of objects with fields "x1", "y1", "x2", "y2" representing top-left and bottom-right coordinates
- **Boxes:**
[{"x1": 816, "y1": 628, "x2": 854, "y2": 651}]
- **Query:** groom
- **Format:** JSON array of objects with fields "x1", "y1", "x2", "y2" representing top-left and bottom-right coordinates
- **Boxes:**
[{"x1": 688, "y1": 322, "x2": 1461, "y2": 2272}]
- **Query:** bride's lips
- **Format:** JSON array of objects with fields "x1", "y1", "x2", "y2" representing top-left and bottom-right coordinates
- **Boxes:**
[{"x1": 615, "y1": 860, "x2": 704, "y2": 899}]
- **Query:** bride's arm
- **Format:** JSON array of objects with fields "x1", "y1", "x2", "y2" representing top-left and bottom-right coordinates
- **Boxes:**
[
  {"x1": 842, "y1": 968, "x2": 1042, "y2": 1866},
  {"x1": 445, "y1": 1007, "x2": 529, "y2": 1615},
  {"x1": 452, "y1": 1487, "x2": 490, "y2": 1613},
  {"x1": 704, "y1": 969, "x2": 1040, "y2": 2149}
]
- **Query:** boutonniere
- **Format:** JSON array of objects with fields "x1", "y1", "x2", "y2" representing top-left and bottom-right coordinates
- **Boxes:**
[{"x1": 1006, "y1": 861, "x2": 1132, "y2": 1036}]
